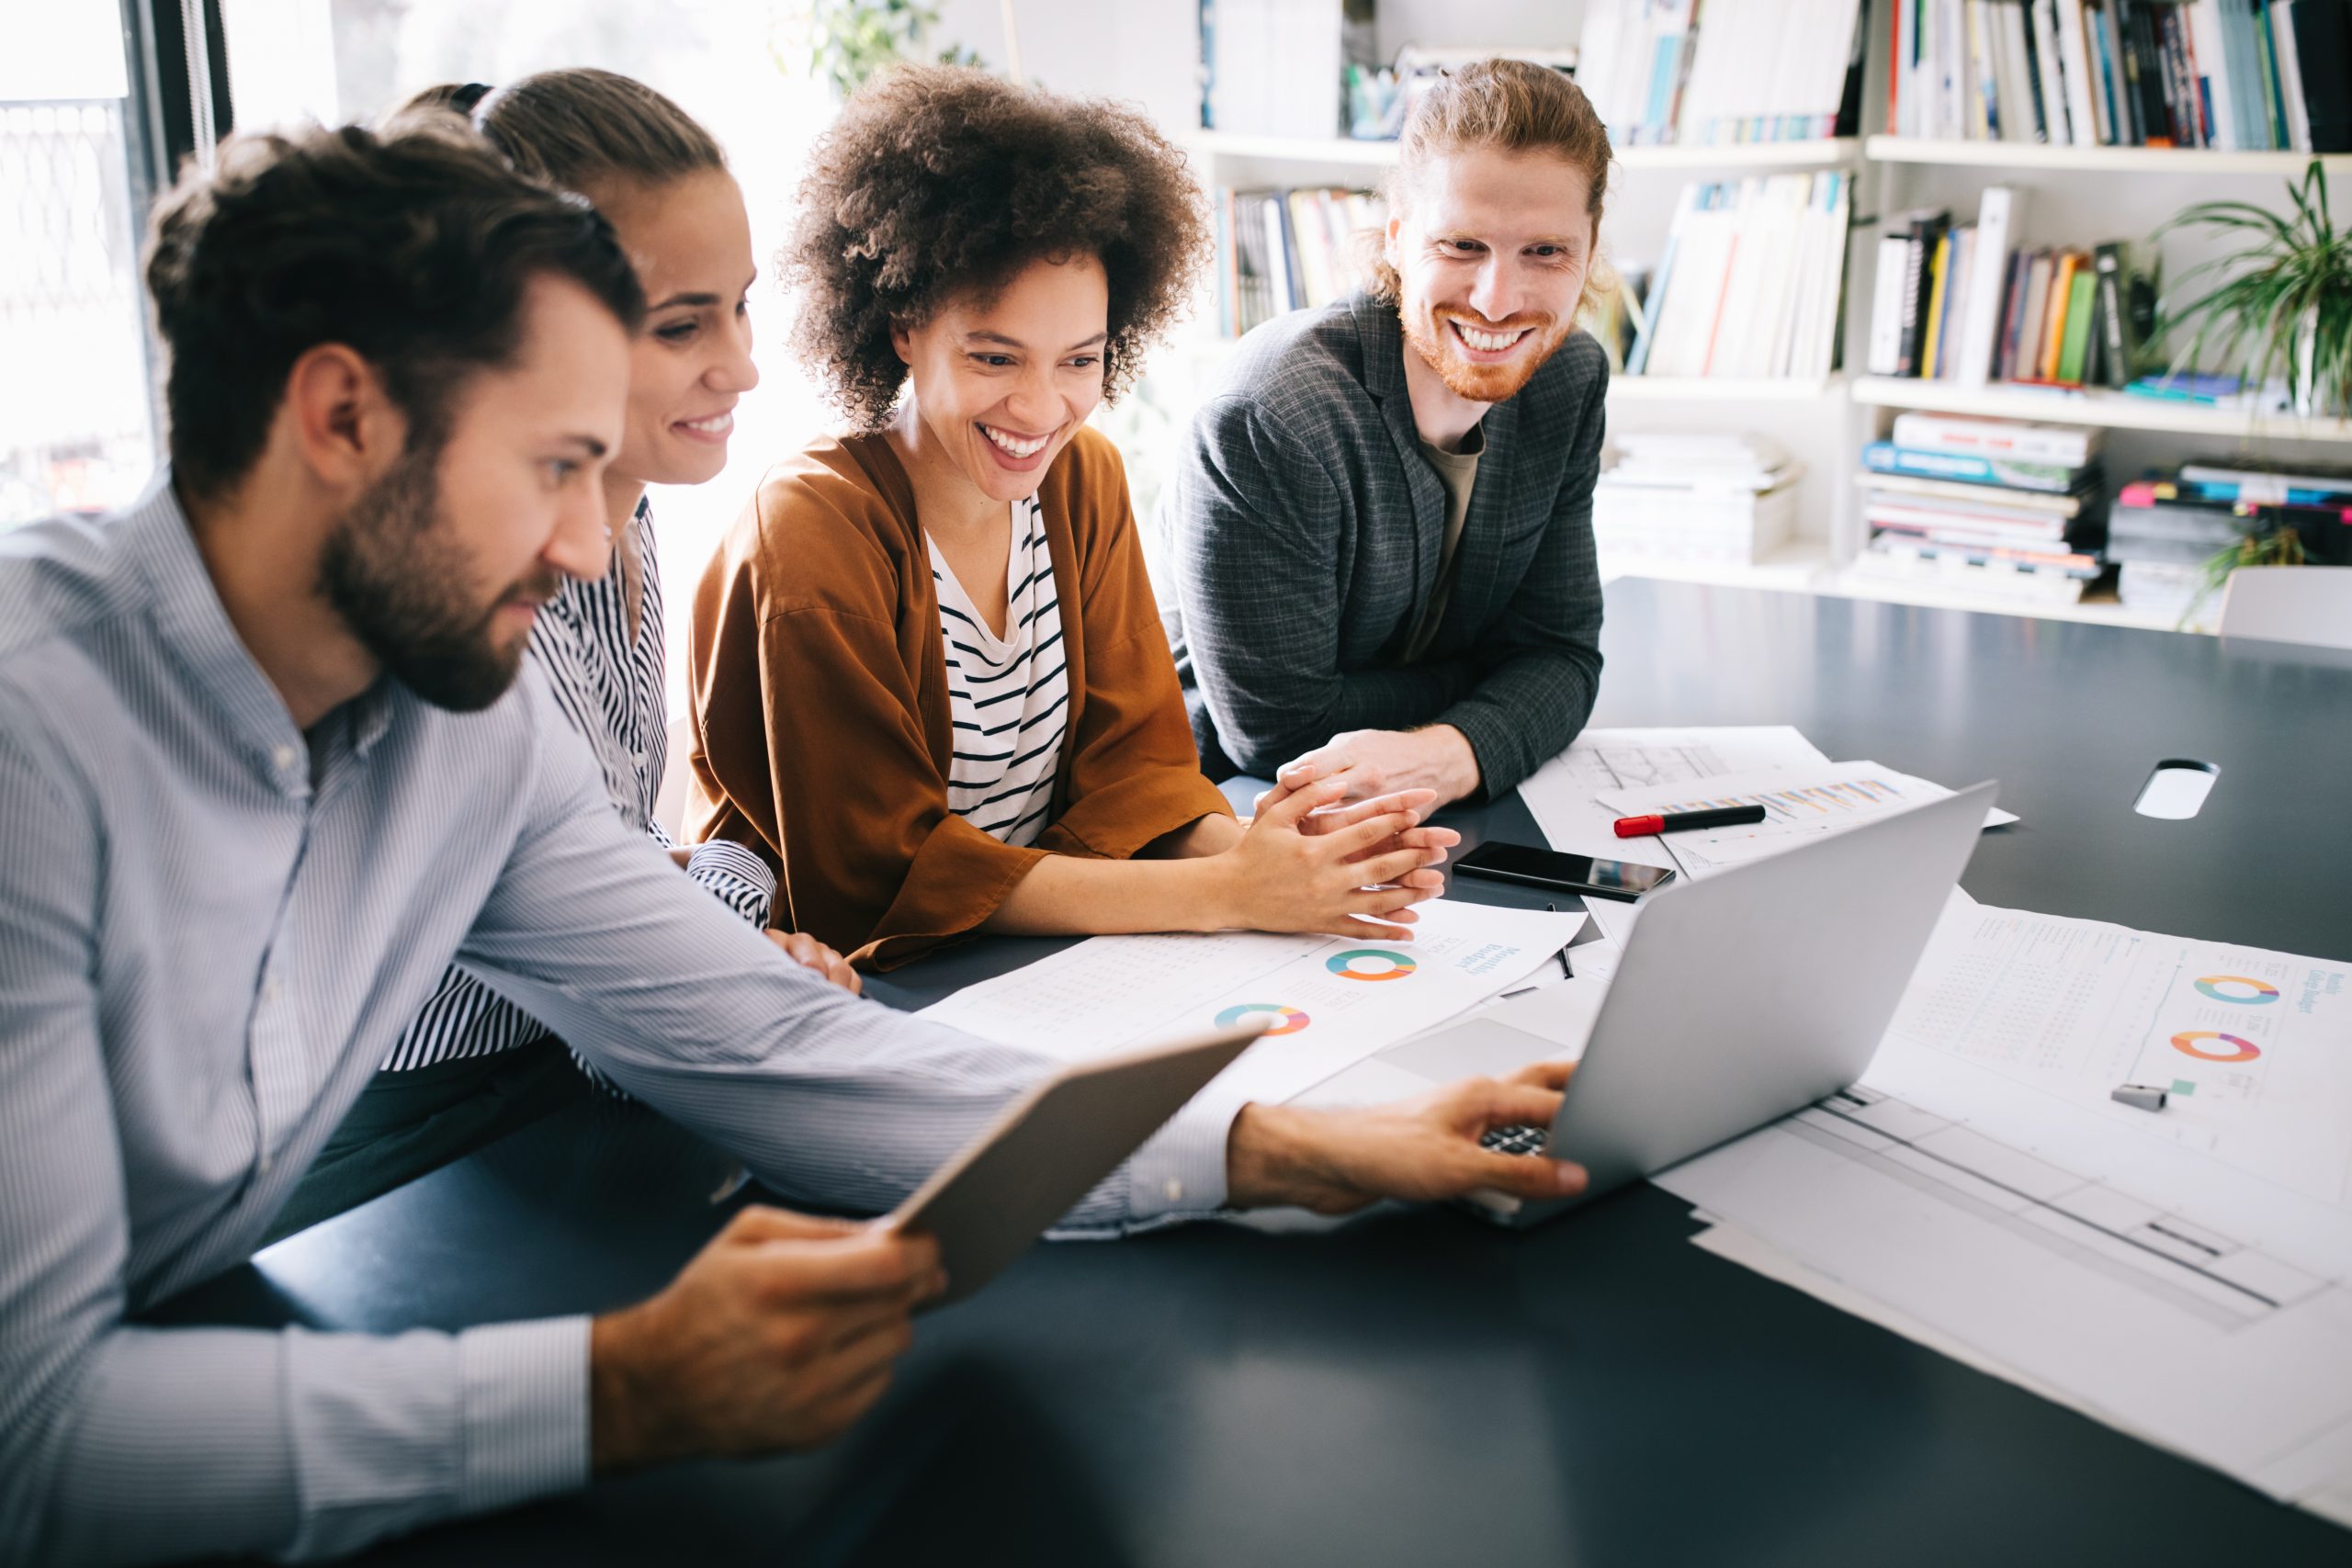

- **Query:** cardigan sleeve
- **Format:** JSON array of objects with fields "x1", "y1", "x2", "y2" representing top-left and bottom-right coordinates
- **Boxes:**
[
  {"x1": 1032, "y1": 434, "x2": 1236, "y2": 864},
  {"x1": 685, "y1": 476, "x2": 1047, "y2": 967}
]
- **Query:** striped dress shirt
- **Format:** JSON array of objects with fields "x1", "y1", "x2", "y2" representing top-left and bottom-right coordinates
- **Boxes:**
[
  {"x1": 930, "y1": 496, "x2": 1070, "y2": 847},
  {"x1": 383, "y1": 499, "x2": 775, "y2": 1071},
  {"x1": 0, "y1": 478, "x2": 1246, "y2": 1566}
]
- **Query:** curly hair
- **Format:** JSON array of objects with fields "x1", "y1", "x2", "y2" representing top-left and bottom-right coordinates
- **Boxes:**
[{"x1": 784, "y1": 65, "x2": 1209, "y2": 430}]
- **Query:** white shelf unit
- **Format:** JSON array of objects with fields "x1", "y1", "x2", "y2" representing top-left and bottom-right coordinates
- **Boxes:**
[
  {"x1": 1600, "y1": 539, "x2": 1833, "y2": 593},
  {"x1": 1180, "y1": 12, "x2": 2352, "y2": 631},
  {"x1": 1612, "y1": 374, "x2": 1845, "y2": 402},
  {"x1": 1851, "y1": 377, "x2": 2352, "y2": 442},
  {"x1": 1866, "y1": 136, "x2": 2352, "y2": 178},
  {"x1": 1817, "y1": 566, "x2": 2198, "y2": 633},
  {"x1": 1187, "y1": 130, "x2": 1861, "y2": 173}
]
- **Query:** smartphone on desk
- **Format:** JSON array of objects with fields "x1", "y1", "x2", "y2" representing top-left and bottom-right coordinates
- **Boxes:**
[{"x1": 1453, "y1": 840, "x2": 1677, "y2": 902}]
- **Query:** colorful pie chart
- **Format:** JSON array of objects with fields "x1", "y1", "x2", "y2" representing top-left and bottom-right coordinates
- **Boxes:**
[
  {"x1": 2171, "y1": 1031, "x2": 2262, "y2": 1064},
  {"x1": 2194, "y1": 975, "x2": 2279, "y2": 1004},
  {"x1": 1216, "y1": 1002, "x2": 1311, "y2": 1036},
  {"x1": 1327, "y1": 948, "x2": 1418, "y2": 981}
]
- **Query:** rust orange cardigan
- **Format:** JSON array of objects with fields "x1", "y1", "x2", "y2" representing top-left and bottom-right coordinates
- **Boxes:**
[{"x1": 684, "y1": 426, "x2": 1235, "y2": 969}]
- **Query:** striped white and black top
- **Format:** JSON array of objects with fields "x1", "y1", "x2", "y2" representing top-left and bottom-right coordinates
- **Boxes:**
[
  {"x1": 381, "y1": 500, "x2": 775, "y2": 1071},
  {"x1": 931, "y1": 496, "x2": 1069, "y2": 847}
]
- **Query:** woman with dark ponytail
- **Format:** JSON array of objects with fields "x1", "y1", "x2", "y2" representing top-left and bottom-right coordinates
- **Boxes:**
[{"x1": 267, "y1": 68, "x2": 855, "y2": 1238}]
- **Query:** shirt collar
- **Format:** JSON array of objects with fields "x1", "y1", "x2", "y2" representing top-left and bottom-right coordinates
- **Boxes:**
[{"x1": 124, "y1": 470, "x2": 394, "y2": 781}]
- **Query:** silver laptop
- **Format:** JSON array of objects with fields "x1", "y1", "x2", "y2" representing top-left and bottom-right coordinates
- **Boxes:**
[{"x1": 1295, "y1": 781, "x2": 1999, "y2": 1227}]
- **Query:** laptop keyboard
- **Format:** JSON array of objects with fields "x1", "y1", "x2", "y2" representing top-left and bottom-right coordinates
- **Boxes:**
[{"x1": 1480, "y1": 1124, "x2": 1550, "y2": 1156}]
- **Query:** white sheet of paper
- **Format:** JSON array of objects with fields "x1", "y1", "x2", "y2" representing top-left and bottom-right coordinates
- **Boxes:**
[
  {"x1": 1871, "y1": 898, "x2": 2352, "y2": 1267},
  {"x1": 1650, "y1": 900, "x2": 2352, "y2": 1515},
  {"x1": 1597, "y1": 761, "x2": 2018, "y2": 879},
  {"x1": 1519, "y1": 726, "x2": 1832, "y2": 861},
  {"x1": 919, "y1": 899, "x2": 1586, "y2": 1107}
]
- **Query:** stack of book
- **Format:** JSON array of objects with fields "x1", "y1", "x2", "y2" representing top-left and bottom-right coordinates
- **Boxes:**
[
  {"x1": 1214, "y1": 186, "x2": 1386, "y2": 337},
  {"x1": 1575, "y1": 0, "x2": 1869, "y2": 145},
  {"x1": 1891, "y1": 0, "x2": 2352, "y2": 152},
  {"x1": 2111, "y1": 456, "x2": 2352, "y2": 607},
  {"x1": 1854, "y1": 412, "x2": 2109, "y2": 604},
  {"x1": 1592, "y1": 432, "x2": 1801, "y2": 565},
  {"x1": 1625, "y1": 173, "x2": 1853, "y2": 381},
  {"x1": 1867, "y1": 186, "x2": 2153, "y2": 389}
]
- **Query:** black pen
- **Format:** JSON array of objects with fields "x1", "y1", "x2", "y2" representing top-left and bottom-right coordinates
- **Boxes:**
[{"x1": 1546, "y1": 903, "x2": 1572, "y2": 979}]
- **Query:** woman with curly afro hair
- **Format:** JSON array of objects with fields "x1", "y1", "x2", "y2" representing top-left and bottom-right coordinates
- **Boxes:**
[{"x1": 684, "y1": 66, "x2": 1460, "y2": 966}]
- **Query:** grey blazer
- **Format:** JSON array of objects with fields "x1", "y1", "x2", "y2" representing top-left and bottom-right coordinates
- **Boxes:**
[{"x1": 1166, "y1": 290, "x2": 1607, "y2": 792}]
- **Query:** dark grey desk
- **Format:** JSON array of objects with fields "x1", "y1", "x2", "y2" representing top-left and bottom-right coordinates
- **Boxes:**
[{"x1": 166, "y1": 581, "x2": 2352, "y2": 1565}]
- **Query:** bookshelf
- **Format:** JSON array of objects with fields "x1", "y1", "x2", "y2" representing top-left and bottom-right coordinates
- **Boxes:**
[
  {"x1": 1611, "y1": 374, "x2": 1846, "y2": 403},
  {"x1": 1173, "y1": 0, "x2": 2352, "y2": 632},
  {"x1": 1818, "y1": 567, "x2": 2196, "y2": 632},
  {"x1": 1170, "y1": 338, "x2": 1841, "y2": 408},
  {"x1": 1866, "y1": 136, "x2": 2352, "y2": 178},
  {"x1": 1189, "y1": 130, "x2": 1863, "y2": 175},
  {"x1": 1851, "y1": 377, "x2": 2352, "y2": 444},
  {"x1": 1601, "y1": 539, "x2": 1833, "y2": 593}
]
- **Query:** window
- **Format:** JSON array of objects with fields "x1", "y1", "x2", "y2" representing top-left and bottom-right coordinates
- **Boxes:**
[{"x1": 3, "y1": 6, "x2": 157, "y2": 525}]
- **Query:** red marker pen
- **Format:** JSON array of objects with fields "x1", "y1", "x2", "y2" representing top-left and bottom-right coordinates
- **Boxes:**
[{"x1": 1613, "y1": 804, "x2": 1769, "y2": 838}]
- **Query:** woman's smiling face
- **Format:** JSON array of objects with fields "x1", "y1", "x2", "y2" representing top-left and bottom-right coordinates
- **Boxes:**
[
  {"x1": 599, "y1": 167, "x2": 760, "y2": 490},
  {"x1": 891, "y1": 253, "x2": 1110, "y2": 505}
]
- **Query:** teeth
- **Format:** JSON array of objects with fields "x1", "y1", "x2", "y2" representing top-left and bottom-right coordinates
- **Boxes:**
[
  {"x1": 679, "y1": 412, "x2": 733, "y2": 434},
  {"x1": 981, "y1": 424, "x2": 1049, "y2": 457},
  {"x1": 1453, "y1": 321, "x2": 1529, "y2": 353}
]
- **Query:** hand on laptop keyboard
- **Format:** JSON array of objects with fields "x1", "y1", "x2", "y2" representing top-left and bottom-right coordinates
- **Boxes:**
[{"x1": 1479, "y1": 1124, "x2": 1550, "y2": 1157}]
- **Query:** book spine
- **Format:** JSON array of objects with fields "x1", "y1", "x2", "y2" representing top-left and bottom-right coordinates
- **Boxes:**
[
  {"x1": 2100, "y1": 0, "x2": 2143, "y2": 141},
  {"x1": 1960, "y1": 186, "x2": 2021, "y2": 387},
  {"x1": 2269, "y1": 0, "x2": 2313, "y2": 151},
  {"x1": 1864, "y1": 441, "x2": 2085, "y2": 490},
  {"x1": 2255, "y1": 0, "x2": 2290, "y2": 146},
  {"x1": 2132, "y1": 3, "x2": 2174, "y2": 143},
  {"x1": 1891, "y1": 412, "x2": 2096, "y2": 464},
  {"x1": 1921, "y1": 230, "x2": 1955, "y2": 378},
  {"x1": 1894, "y1": 219, "x2": 1936, "y2": 376},
  {"x1": 2058, "y1": 263, "x2": 2099, "y2": 382},
  {"x1": 2039, "y1": 251, "x2": 2075, "y2": 380},
  {"x1": 2059, "y1": 0, "x2": 2106, "y2": 141},
  {"x1": 2292, "y1": 0, "x2": 2352, "y2": 152}
]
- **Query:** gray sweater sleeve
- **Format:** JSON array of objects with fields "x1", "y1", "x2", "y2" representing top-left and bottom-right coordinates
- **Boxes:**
[
  {"x1": 1172, "y1": 396, "x2": 1475, "y2": 777},
  {"x1": 1433, "y1": 364, "x2": 1608, "y2": 795}
]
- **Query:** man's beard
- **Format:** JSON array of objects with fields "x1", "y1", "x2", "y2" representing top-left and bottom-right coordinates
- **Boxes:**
[
  {"x1": 318, "y1": 446, "x2": 560, "y2": 713},
  {"x1": 1399, "y1": 303, "x2": 1573, "y2": 405}
]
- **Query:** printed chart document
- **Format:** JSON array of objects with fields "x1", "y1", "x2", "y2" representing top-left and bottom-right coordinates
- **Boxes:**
[
  {"x1": 1655, "y1": 898, "x2": 2352, "y2": 1521},
  {"x1": 1595, "y1": 761, "x2": 2018, "y2": 879},
  {"x1": 1518, "y1": 726, "x2": 1831, "y2": 942},
  {"x1": 1519, "y1": 726, "x2": 1832, "y2": 859},
  {"x1": 919, "y1": 899, "x2": 1586, "y2": 1106}
]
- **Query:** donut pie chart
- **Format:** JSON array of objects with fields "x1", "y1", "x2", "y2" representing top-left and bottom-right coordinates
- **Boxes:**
[
  {"x1": 2171, "y1": 1031, "x2": 2261, "y2": 1064},
  {"x1": 1216, "y1": 1002, "x2": 1311, "y2": 1036},
  {"x1": 1327, "y1": 949, "x2": 1418, "y2": 981},
  {"x1": 2194, "y1": 975, "x2": 2279, "y2": 1004}
]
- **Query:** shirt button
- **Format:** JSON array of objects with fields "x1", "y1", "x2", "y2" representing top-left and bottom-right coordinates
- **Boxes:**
[
  {"x1": 263, "y1": 980, "x2": 282, "y2": 1004},
  {"x1": 1163, "y1": 1177, "x2": 1184, "y2": 1204},
  {"x1": 272, "y1": 744, "x2": 298, "y2": 771}
]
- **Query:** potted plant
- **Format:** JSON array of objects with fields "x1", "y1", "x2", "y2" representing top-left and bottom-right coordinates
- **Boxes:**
[
  {"x1": 801, "y1": 0, "x2": 981, "y2": 99},
  {"x1": 2154, "y1": 159, "x2": 2352, "y2": 420}
]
